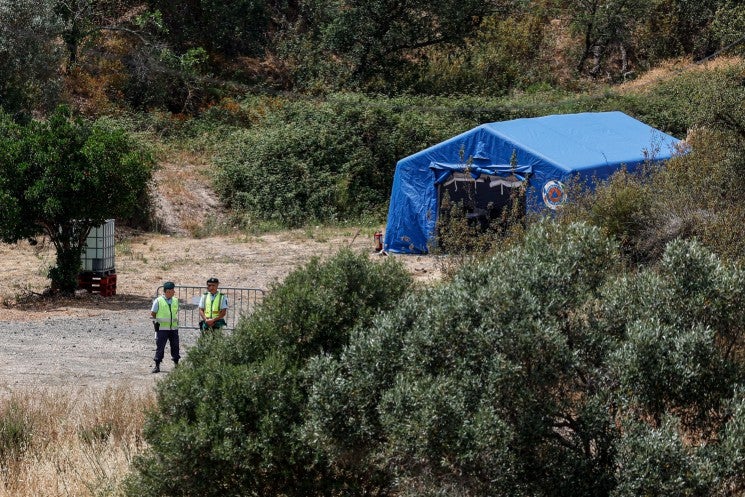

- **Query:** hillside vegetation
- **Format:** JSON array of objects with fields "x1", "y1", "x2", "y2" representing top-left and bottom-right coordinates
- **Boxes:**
[{"x1": 1, "y1": 0, "x2": 745, "y2": 496}]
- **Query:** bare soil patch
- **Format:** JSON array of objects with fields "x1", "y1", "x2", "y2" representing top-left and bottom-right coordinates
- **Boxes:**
[
  {"x1": 0, "y1": 133, "x2": 440, "y2": 393},
  {"x1": 0, "y1": 229, "x2": 440, "y2": 392}
]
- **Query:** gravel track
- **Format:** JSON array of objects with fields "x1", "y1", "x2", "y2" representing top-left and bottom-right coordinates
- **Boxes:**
[
  {"x1": 0, "y1": 308, "x2": 200, "y2": 393},
  {"x1": 0, "y1": 231, "x2": 440, "y2": 394}
]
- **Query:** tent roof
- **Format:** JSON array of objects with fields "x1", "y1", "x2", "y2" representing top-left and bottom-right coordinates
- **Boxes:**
[
  {"x1": 405, "y1": 111, "x2": 680, "y2": 174},
  {"x1": 480, "y1": 111, "x2": 676, "y2": 172}
]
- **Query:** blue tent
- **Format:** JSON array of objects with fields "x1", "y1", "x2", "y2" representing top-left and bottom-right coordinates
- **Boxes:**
[{"x1": 383, "y1": 111, "x2": 681, "y2": 254}]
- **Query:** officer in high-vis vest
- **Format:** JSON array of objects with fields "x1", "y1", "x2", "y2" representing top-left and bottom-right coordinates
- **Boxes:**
[
  {"x1": 199, "y1": 277, "x2": 228, "y2": 332},
  {"x1": 150, "y1": 281, "x2": 180, "y2": 373}
]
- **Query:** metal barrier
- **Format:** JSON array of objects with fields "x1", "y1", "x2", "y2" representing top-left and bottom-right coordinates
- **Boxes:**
[{"x1": 154, "y1": 285, "x2": 265, "y2": 330}]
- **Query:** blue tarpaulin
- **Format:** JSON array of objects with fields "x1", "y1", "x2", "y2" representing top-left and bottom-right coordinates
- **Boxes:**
[{"x1": 383, "y1": 111, "x2": 681, "y2": 254}]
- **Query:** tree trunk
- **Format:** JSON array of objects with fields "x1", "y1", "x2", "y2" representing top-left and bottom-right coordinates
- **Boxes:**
[
  {"x1": 47, "y1": 221, "x2": 91, "y2": 294},
  {"x1": 589, "y1": 44, "x2": 602, "y2": 77}
]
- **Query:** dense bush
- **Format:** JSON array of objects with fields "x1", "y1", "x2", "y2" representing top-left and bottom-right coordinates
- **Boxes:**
[
  {"x1": 559, "y1": 169, "x2": 656, "y2": 263},
  {"x1": 213, "y1": 93, "x2": 479, "y2": 227},
  {"x1": 2, "y1": 0, "x2": 742, "y2": 118},
  {"x1": 151, "y1": 0, "x2": 274, "y2": 57},
  {"x1": 306, "y1": 222, "x2": 624, "y2": 496},
  {"x1": 126, "y1": 249, "x2": 413, "y2": 497},
  {"x1": 406, "y1": 12, "x2": 549, "y2": 95},
  {"x1": 647, "y1": 127, "x2": 745, "y2": 262},
  {"x1": 0, "y1": 0, "x2": 62, "y2": 119},
  {"x1": 305, "y1": 223, "x2": 745, "y2": 496},
  {"x1": 614, "y1": 59, "x2": 745, "y2": 137},
  {"x1": 278, "y1": 0, "x2": 490, "y2": 92}
]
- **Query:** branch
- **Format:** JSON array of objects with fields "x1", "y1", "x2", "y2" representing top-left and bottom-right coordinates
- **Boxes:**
[{"x1": 77, "y1": 25, "x2": 150, "y2": 46}]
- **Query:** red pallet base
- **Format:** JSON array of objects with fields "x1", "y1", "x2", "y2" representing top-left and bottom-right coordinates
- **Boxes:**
[{"x1": 77, "y1": 273, "x2": 117, "y2": 297}]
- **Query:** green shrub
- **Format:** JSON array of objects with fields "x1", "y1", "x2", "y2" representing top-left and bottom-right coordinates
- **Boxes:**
[
  {"x1": 213, "y1": 93, "x2": 478, "y2": 227},
  {"x1": 713, "y1": 389, "x2": 745, "y2": 494},
  {"x1": 306, "y1": 222, "x2": 623, "y2": 496},
  {"x1": 306, "y1": 224, "x2": 745, "y2": 496},
  {"x1": 126, "y1": 249, "x2": 412, "y2": 497},
  {"x1": 611, "y1": 416, "x2": 711, "y2": 497},
  {"x1": 644, "y1": 127, "x2": 745, "y2": 263},
  {"x1": 611, "y1": 320, "x2": 736, "y2": 429},
  {"x1": 433, "y1": 185, "x2": 531, "y2": 278},
  {"x1": 414, "y1": 13, "x2": 548, "y2": 95},
  {"x1": 0, "y1": 0, "x2": 62, "y2": 118},
  {"x1": 559, "y1": 169, "x2": 654, "y2": 264},
  {"x1": 711, "y1": 1, "x2": 745, "y2": 54},
  {"x1": 597, "y1": 238, "x2": 745, "y2": 453},
  {"x1": 618, "y1": 60, "x2": 745, "y2": 137}
]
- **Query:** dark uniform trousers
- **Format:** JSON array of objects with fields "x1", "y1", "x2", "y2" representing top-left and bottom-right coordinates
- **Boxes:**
[{"x1": 154, "y1": 328, "x2": 180, "y2": 363}]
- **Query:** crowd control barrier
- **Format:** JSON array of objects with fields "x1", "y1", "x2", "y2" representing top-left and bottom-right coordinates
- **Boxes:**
[{"x1": 154, "y1": 285, "x2": 265, "y2": 330}]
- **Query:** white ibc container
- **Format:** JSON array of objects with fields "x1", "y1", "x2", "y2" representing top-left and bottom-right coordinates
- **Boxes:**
[{"x1": 81, "y1": 219, "x2": 115, "y2": 274}]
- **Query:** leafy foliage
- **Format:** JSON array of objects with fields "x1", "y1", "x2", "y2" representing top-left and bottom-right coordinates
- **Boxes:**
[
  {"x1": 122, "y1": 45, "x2": 218, "y2": 114},
  {"x1": 214, "y1": 94, "x2": 477, "y2": 226},
  {"x1": 611, "y1": 416, "x2": 711, "y2": 497},
  {"x1": 305, "y1": 223, "x2": 745, "y2": 496},
  {"x1": 126, "y1": 249, "x2": 412, "y2": 497},
  {"x1": 566, "y1": 0, "x2": 654, "y2": 77},
  {"x1": 151, "y1": 0, "x2": 278, "y2": 57},
  {"x1": 1, "y1": 0, "x2": 743, "y2": 114},
  {"x1": 282, "y1": 0, "x2": 491, "y2": 90},
  {"x1": 0, "y1": 106, "x2": 154, "y2": 292},
  {"x1": 711, "y1": 0, "x2": 745, "y2": 54},
  {"x1": 0, "y1": 0, "x2": 62, "y2": 118},
  {"x1": 307, "y1": 222, "x2": 623, "y2": 496},
  {"x1": 413, "y1": 12, "x2": 549, "y2": 95}
]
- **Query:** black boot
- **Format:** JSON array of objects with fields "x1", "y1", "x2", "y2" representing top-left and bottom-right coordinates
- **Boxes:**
[
  {"x1": 173, "y1": 359, "x2": 179, "y2": 368},
  {"x1": 151, "y1": 361, "x2": 161, "y2": 373}
]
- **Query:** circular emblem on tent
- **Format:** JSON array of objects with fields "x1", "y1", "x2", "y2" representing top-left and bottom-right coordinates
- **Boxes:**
[{"x1": 542, "y1": 180, "x2": 567, "y2": 210}]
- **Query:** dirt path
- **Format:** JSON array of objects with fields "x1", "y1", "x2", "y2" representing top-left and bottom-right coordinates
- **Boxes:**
[
  {"x1": 0, "y1": 142, "x2": 440, "y2": 392},
  {"x1": 0, "y1": 229, "x2": 440, "y2": 392}
]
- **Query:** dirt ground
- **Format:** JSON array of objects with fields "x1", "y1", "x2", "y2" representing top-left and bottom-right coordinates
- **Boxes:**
[
  {"x1": 0, "y1": 229, "x2": 440, "y2": 315},
  {"x1": 0, "y1": 147, "x2": 441, "y2": 392},
  {"x1": 0, "y1": 227, "x2": 440, "y2": 392}
]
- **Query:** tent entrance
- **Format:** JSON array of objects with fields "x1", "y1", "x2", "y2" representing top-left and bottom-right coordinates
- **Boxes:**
[{"x1": 437, "y1": 172, "x2": 526, "y2": 232}]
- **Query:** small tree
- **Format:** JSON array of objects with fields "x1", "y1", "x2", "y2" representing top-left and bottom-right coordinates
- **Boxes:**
[{"x1": 0, "y1": 106, "x2": 154, "y2": 293}]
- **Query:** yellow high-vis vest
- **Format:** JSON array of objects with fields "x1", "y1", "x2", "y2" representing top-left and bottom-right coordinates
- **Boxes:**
[
  {"x1": 204, "y1": 292, "x2": 223, "y2": 319},
  {"x1": 155, "y1": 296, "x2": 179, "y2": 330}
]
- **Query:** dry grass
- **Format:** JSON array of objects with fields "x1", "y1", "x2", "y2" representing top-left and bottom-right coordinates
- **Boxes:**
[
  {"x1": 0, "y1": 386, "x2": 154, "y2": 497},
  {"x1": 151, "y1": 148, "x2": 222, "y2": 236},
  {"x1": 617, "y1": 55, "x2": 745, "y2": 93}
]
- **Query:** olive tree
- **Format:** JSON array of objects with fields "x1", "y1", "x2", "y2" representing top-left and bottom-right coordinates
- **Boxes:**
[
  {"x1": 284, "y1": 0, "x2": 491, "y2": 87},
  {"x1": 306, "y1": 221, "x2": 625, "y2": 496},
  {"x1": 0, "y1": 0, "x2": 63, "y2": 117},
  {"x1": 0, "y1": 106, "x2": 154, "y2": 293},
  {"x1": 306, "y1": 224, "x2": 745, "y2": 496}
]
